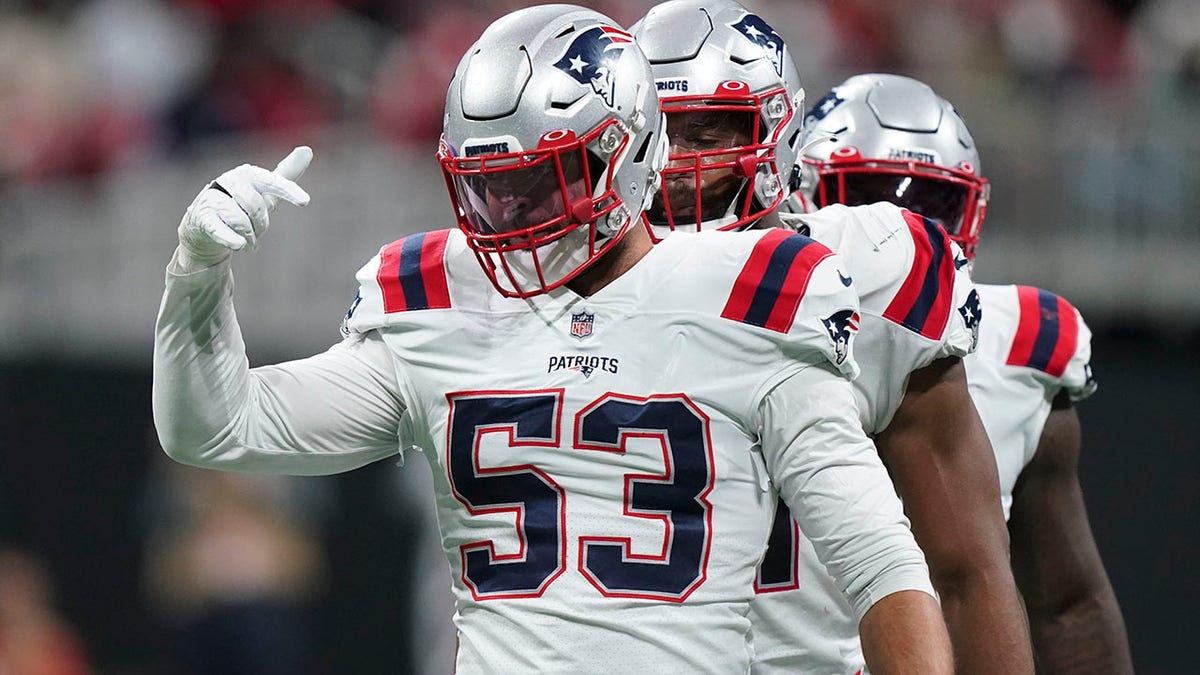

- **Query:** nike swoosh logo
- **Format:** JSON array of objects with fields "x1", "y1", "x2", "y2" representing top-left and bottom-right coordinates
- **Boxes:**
[
  {"x1": 838, "y1": 270, "x2": 853, "y2": 287},
  {"x1": 955, "y1": 257, "x2": 969, "y2": 270}
]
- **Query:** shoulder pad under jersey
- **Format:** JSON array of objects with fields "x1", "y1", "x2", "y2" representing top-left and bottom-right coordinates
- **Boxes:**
[
  {"x1": 341, "y1": 229, "x2": 462, "y2": 336},
  {"x1": 877, "y1": 205, "x2": 961, "y2": 342},
  {"x1": 1003, "y1": 285, "x2": 1097, "y2": 400},
  {"x1": 709, "y1": 228, "x2": 862, "y2": 379},
  {"x1": 789, "y1": 202, "x2": 978, "y2": 355}
]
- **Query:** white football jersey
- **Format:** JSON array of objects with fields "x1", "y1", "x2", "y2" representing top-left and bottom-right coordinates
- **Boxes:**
[
  {"x1": 751, "y1": 203, "x2": 979, "y2": 675},
  {"x1": 964, "y1": 283, "x2": 1097, "y2": 519},
  {"x1": 153, "y1": 226, "x2": 935, "y2": 674}
]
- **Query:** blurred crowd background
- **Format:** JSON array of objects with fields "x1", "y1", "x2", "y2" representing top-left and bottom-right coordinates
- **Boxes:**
[{"x1": 0, "y1": 0, "x2": 1196, "y2": 673}]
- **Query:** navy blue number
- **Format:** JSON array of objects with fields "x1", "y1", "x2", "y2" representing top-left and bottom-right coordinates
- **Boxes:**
[
  {"x1": 448, "y1": 392, "x2": 714, "y2": 601},
  {"x1": 576, "y1": 395, "x2": 713, "y2": 600},
  {"x1": 447, "y1": 392, "x2": 565, "y2": 599},
  {"x1": 755, "y1": 497, "x2": 800, "y2": 592}
]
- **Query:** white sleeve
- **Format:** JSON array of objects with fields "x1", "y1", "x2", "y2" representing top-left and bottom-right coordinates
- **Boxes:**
[
  {"x1": 758, "y1": 362, "x2": 936, "y2": 621},
  {"x1": 152, "y1": 250, "x2": 405, "y2": 475}
]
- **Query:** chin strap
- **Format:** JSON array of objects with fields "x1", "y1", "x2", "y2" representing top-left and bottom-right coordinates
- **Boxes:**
[{"x1": 775, "y1": 210, "x2": 809, "y2": 234}]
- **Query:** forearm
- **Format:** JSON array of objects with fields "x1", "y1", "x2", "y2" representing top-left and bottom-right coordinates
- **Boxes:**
[
  {"x1": 880, "y1": 357, "x2": 1034, "y2": 673},
  {"x1": 760, "y1": 365, "x2": 936, "y2": 619},
  {"x1": 152, "y1": 249, "x2": 401, "y2": 474},
  {"x1": 859, "y1": 589, "x2": 953, "y2": 675},
  {"x1": 1027, "y1": 591, "x2": 1133, "y2": 675},
  {"x1": 153, "y1": 250, "x2": 257, "y2": 466},
  {"x1": 904, "y1": 460, "x2": 1032, "y2": 675},
  {"x1": 1010, "y1": 399, "x2": 1132, "y2": 674},
  {"x1": 938, "y1": 568, "x2": 1034, "y2": 674}
]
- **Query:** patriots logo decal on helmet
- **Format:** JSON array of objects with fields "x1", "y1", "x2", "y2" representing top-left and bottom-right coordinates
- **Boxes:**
[
  {"x1": 821, "y1": 309, "x2": 860, "y2": 365},
  {"x1": 554, "y1": 25, "x2": 633, "y2": 109},
  {"x1": 731, "y1": 14, "x2": 785, "y2": 77},
  {"x1": 803, "y1": 90, "x2": 844, "y2": 127}
]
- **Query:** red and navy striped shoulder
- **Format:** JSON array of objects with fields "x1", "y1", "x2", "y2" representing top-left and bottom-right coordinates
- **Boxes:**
[
  {"x1": 882, "y1": 210, "x2": 956, "y2": 340},
  {"x1": 721, "y1": 229, "x2": 835, "y2": 333},
  {"x1": 377, "y1": 230, "x2": 452, "y2": 313},
  {"x1": 1006, "y1": 286, "x2": 1079, "y2": 377}
]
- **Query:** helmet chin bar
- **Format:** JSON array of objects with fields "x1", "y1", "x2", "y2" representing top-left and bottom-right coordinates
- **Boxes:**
[
  {"x1": 480, "y1": 205, "x2": 634, "y2": 298},
  {"x1": 646, "y1": 155, "x2": 783, "y2": 240}
]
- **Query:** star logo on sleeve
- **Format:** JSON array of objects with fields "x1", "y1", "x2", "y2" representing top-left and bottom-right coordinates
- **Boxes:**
[
  {"x1": 339, "y1": 292, "x2": 363, "y2": 337},
  {"x1": 957, "y1": 288, "x2": 982, "y2": 351}
]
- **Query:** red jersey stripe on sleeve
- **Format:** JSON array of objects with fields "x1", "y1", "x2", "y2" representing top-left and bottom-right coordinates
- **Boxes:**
[
  {"x1": 1045, "y1": 295, "x2": 1079, "y2": 378},
  {"x1": 882, "y1": 210, "x2": 956, "y2": 339},
  {"x1": 419, "y1": 229, "x2": 452, "y2": 309},
  {"x1": 1006, "y1": 285, "x2": 1042, "y2": 368},
  {"x1": 1006, "y1": 286, "x2": 1078, "y2": 377},
  {"x1": 721, "y1": 230, "x2": 833, "y2": 334},
  {"x1": 377, "y1": 240, "x2": 406, "y2": 314},
  {"x1": 378, "y1": 231, "x2": 453, "y2": 314}
]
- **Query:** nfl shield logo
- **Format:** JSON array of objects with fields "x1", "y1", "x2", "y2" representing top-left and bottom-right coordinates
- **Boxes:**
[{"x1": 570, "y1": 311, "x2": 595, "y2": 340}]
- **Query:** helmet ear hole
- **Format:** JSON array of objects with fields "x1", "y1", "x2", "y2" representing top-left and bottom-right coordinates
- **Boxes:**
[
  {"x1": 786, "y1": 127, "x2": 801, "y2": 153},
  {"x1": 632, "y1": 131, "x2": 654, "y2": 163}
]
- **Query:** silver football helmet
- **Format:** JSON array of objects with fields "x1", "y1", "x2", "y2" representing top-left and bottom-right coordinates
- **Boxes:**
[
  {"x1": 799, "y1": 73, "x2": 990, "y2": 257},
  {"x1": 632, "y1": 0, "x2": 804, "y2": 238},
  {"x1": 439, "y1": 5, "x2": 667, "y2": 298}
]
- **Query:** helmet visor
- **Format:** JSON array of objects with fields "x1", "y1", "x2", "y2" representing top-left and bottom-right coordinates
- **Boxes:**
[
  {"x1": 647, "y1": 108, "x2": 762, "y2": 231},
  {"x1": 819, "y1": 172, "x2": 969, "y2": 236},
  {"x1": 450, "y1": 150, "x2": 593, "y2": 236}
]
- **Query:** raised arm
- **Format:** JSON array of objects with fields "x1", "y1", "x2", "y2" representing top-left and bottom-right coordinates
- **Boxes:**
[
  {"x1": 760, "y1": 363, "x2": 952, "y2": 675},
  {"x1": 153, "y1": 148, "x2": 404, "y2": 475},
  {"x1": 876, "y1": 356, "x2": 1034, "y2": 674},
  {"x1": 1008, "y1": 391, "x2": 1133, "y2": 674}
]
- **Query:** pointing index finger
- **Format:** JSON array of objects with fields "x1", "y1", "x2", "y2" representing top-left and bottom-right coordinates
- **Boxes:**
[{"x1": 274, "y1": 146, "x2": 313, "y2": 181}]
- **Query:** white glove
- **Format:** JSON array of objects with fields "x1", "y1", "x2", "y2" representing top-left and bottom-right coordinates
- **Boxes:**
[{"x1": 175, "y1": 146, "x2": 313, "y2": 271}]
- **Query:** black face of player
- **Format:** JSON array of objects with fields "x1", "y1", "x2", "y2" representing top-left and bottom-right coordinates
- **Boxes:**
[
  {"x1": 821, "y1": 173, "x2": 969, "y2": 235},
  {"x1": 647, "y1": 110, "x2": 756, "y2": 226}
]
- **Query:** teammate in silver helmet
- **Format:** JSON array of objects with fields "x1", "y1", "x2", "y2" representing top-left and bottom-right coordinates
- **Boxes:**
[
  {"x1": 633, "y1": 0, "x2": 804, "y2": 236},
  {"x1": 634, "y1": 3, "x2": 1033, "y2": 674},
  {"x1": 797, "y1": 73, "x2": 989, "y2": 258},
  {"x1": 151, "y1": 4, "x2": 953, "y2": 672},
  {"x1": 802, "y1": 72, "x2": 1134, "y2": 674}
]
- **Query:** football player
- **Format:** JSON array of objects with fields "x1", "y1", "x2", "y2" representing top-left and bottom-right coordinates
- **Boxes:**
[
  {"x1": 801, "y1": 72, "x2": 1134, "y2": 674},
  {"x1": 632, "y1": 2, "x2": 1033, "y2": 673},
  {"x1": 152, "y1": 5, "x2": 953, "y2": 672}
]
